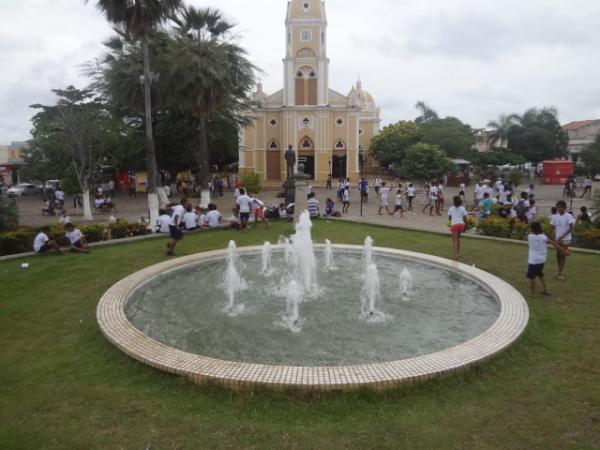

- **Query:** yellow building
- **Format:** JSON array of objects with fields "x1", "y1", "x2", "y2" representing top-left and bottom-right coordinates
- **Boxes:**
[{"x1": 239, "y1": 0, "x2": 381, "y2": 183}]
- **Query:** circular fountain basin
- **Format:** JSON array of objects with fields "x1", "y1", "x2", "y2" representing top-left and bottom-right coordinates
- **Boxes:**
[{"x1": 97, "y1": 245, "x2": 529, "y2": 390}]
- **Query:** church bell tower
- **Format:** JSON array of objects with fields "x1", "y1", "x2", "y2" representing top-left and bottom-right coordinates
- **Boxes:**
[{"x1": 283, "y1": 0, "x2": 329, "y2": 106}]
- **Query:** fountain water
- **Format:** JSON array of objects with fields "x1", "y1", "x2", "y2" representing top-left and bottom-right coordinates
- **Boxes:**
[
  {"x1": 224, "y1": 241, "x2": 247, "y2": 314},
  {"x1": 363, "y1": 236, "x2": 374, "y2": 269},
  {"x1": 261, "y1": 241, "x2": 273, "y2": 274},
  {"x1": 399, "y1": 268, "x2": 413, "y2": 299},
  {"x1": 291, "y1": 211, "x2": 317, "y2": 293},
  {"x1": 285, "y1": 280, "x2": 303, "y2": 332},
  {"x1": 361, "y1": 263, "x2": 381, "y2": 318},
  {"x1": 324, "y1": 239, "x2": 335, "y2": 269}
]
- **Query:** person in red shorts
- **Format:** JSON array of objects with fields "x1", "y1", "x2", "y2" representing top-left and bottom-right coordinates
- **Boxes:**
[{"x1": 448, "y1": 196, "x2": 468, "y2": 260}]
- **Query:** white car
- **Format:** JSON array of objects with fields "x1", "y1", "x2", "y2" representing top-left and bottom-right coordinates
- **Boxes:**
[{"x1": 7, "y1": 183, "x2": 39, "y2": 197}]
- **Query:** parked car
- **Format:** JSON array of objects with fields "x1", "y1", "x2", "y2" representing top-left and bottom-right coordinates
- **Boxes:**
[
  {"x1": 44, "y1": 179, "x2": 60, "y2": 191},
  {"x1": 7, "y1": 183, "x2": 40, "y2": 197}
]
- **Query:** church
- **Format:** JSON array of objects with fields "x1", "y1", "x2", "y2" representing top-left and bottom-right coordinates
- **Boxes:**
[{"x1": 238, "y1": 0, "x2": 381, "y2": 183}]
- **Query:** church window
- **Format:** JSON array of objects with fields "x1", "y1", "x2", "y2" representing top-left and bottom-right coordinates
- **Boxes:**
[
  {"x1": 302, "y1": 139, "x2": 312, "y2": 149},
  {"x1": 335, "y1": 140, "x2": 346, "y2": 149},
  {"x1": 309, "y1": 71, "x2": 316, "y2": 78},
  {"x1": 359, "y1": 128, "x2": 364, "y2": 135},
  {"x1": 269, "y1": 118, "x2": 278, "y2": 127},
  {"x1": 269, "y1": 140, "x2": 279, "y2": 150},
  {"x1": 302, "y1": 117, "x2": 311, "y2": 127},
  {"x1": 301, "y1": 30, "x2": 312, "y2": 42},
  {"x1": 336, "y1": 118, "x2": 344, "y2": 127},
  {"x1": 296, "y1": 71, "x2": 304, "y2": 78},
  {"x1": 303, "y1": 2, "x2": 310, "y2": 12}
]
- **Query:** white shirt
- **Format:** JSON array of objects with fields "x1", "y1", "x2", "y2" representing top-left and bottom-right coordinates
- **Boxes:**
[
  {"x1": 343, "y1": 189, "x2": 350, "y2": 202},
  {"x1": 448, "y1": 206, "x2": 467, "y2": 225},
  {"x1": 228, "y1": 215, "x2": 240, "y2": 224},
  {"x1": 380, "y1": 187, "x2": 390, "y2": 202},
  {"x1": 182, "y1": 212, "x2": 198, "y2": 229},
  {"x1": 170, "y1": 204, "x2": 185, "y2": 226},
  {"x1": 584, "y1": 178, "x2": 593, "y2": 187},
  {"x1": 474, "y1": 184, "x2": 484, "y2": 200},
  {"x1": 237, "y1": 195, "x2": 252, "y2": 213},
  {"x1": 526, "y1": 206, "x2": 537, "y2": 221},
  {"x1": 407, "y1": 187, "x2": 416, "y2": 197},
  {"x1": 551, "y1": 212, "x2": 575, "y2": 242},
  {"x1": 429, "y1": 186, "x2": 438, "y2": 199},
  {"x1": 485, "y1": 185, "x2": 494, "y2": 197},
  {"x1": 495, "y1": 180, "x2": 503, "y2": 190},
  {"x1": 499, "y1": 186, "x2": 507, "y2": 203},
  {"x1": 459, "y1": 183, "x2": 465, "y2": 191},
  {"x1": 252, "y1": 198, "x2": 264, "y2": 210},
  {"x1": 528, "y1": 234, "x2": 548, "y2": 265},
  {"x1": 395, "y1": 193, "x2": 403, "y2": 206},
  {"x1": 206, "y1": 210, "x2": 222, "y2": 228},
  {"x1": 54, "y1": 190, "x2": 65, "y2": 201},
  {"x1": 196, "y1": 214, "x2": 206, "y2": 227},
  {"x1": 156, "y1": 215, "x2": 171, "y2": 233},
  {"x1": 374, "y1": 178, "x2": 382, "y2": 187},
  {"x1": 65, "y1": 229, "x2": 83, "y2": 245},
  {"x1": 33, "y1": 232, "x2": 49, "y2": 252}
]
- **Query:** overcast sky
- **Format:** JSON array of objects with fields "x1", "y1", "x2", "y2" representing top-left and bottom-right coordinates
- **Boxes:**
[{"x1": 1, "y1": 0, "x2": 599, "y2": 142}]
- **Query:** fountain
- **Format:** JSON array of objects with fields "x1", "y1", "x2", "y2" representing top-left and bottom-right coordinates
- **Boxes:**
[
  {"x1": 223, "y1": 241, "x2": 247, "y2": 315},
  {"x1": 285, "y1": 280, "x2": 302, "y2": 332},
  {"x1": 323, "y1": 239, "x2": 335, "y2": 269},
  {"x1": 399, "y1": 268, "x2": 413, "y2": 300},
  {"x1": 363, "y1": 236, "x2": 374, "y2": 269},
  {"x1": 99, "y1": 211, "x2": 529, "y2": 390},
  {"x1": 290, "y1": 211, "x2": 317, "y2": 293},
  {"x1": 361, "y1": 263, "x2": 382, "y2": 319},
  {"x1": 261, "y1": 241, "x2": 273, "y2": 275}
]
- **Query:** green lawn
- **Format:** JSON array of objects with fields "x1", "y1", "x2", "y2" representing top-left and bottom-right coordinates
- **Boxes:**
[{"x1": 1, "y1": 221, "x2": 599, "y2": 449}]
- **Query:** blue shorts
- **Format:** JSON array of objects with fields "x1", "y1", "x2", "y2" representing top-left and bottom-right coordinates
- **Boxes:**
[
  {"x1": 526, "y1": 263, "x2": 545, "y2": 279},
  {"x1": 37, "y1": 243, "x2": 49, "y2": 254},
  {"x1": 240, "y1": 212, "x2": 250, "y2": 222},
  {"x1": 169, "y1": 225, "x2": 183, "y2": 241}
]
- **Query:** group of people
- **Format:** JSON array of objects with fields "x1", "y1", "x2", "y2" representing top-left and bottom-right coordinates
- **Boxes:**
[{"x1": 33, "y1": 222, "x2": 90, "y2": 256}]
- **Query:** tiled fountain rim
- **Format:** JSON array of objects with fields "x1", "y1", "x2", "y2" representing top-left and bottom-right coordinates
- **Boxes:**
[{"x1": 97, "y1": 245, "x2": 529, "y2": 390}]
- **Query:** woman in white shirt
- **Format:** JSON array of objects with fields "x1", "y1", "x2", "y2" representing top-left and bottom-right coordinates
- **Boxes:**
[{"x1": 448, "y1": 196, "x2": 468, "y2": 260}]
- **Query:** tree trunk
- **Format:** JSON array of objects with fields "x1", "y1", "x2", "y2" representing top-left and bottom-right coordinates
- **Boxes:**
[
  {"x1": 157, "y1": 186, "x2": 169, "y2": 207},
  {"x1": 142, "y1": 33, "x2": 160, "y2": 230},
  {"x1": 82, "y1": 187, "x2": 93, "y2": 221},
  {"x1": 197, "y1": 115, "x2": 211, "y2": 208}
]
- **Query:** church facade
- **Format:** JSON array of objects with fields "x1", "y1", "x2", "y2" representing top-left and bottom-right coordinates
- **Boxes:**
[{"x1": 238, "y1": 0, "x2": 381, "y2": 183}]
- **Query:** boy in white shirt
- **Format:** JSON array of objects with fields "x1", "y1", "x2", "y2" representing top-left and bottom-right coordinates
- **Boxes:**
[
  {"x1": 195, "y1": 206, "x2": 206, "y2": 228},
  {"x1": 251, "y1": 194, "x2": 270, "y2": 228},
  {"x1": 166, "y1": 198, "x2": 186, "y2": 256},
  {"x1": 406, "y1": 183, "x2": 416, "y2": 211},
  {"x1": 422, "y1": 182, "x2": 438, "y2": 216},
  {"x1": 205, "y1": 203, "x2": 222, "y2": 228},
  {"x1": 33, "y1": 226, "x2": 64, "y2": 255},
  {"x1": 391, "y1": 187, "x2": 404, "y2": 218},
  {"x1": 64, "y1": 223, "x2": 90, "y2": 253},
  {"x1": 182, "y1": 204, "x2": 198, "y2": 231},
  {"x1": 550, "y1": 200, "x2": 576, "y2": 280},
  {"x1": 236, "y1": 188, "x2": 252, "y2": 232},
  {"x1": 156, "y1": 209, "x2": 171, "y2": 233},
  {"x1": 227, "y1": 208, "x2": 241, "y2": 229},
  {"x1": 378, "y1": 182, "x2": 391, "y2": 215},
  {"x1": 526, "y1": 221, "x2": 568, "y2": 297}
]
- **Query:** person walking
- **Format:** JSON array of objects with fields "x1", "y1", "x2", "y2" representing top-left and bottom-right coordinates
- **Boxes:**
[
  {"x1": 448, "y1": 196, "x2": 468, "y2": 260},
  {"x1": 406, "y1": 183, "x2": 416, "y2": 211},
  {"x1": 581, "y1": 176, "x2": 593, "y2": 199},
  {"x1": 378, "y1": 182, "x2": 391, "y2": 215},
  {"x1": 550, "y1": 200, "x2": 575, "y2": 281}
]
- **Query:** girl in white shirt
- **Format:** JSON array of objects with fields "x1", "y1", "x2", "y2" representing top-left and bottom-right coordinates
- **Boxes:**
[{"x1": 448, "y1": 196, "x2": 468, "y2": 260}]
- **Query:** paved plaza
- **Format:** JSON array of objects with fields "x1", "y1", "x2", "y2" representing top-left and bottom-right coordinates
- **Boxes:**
[{"x1": 14, "y1": 179, "x2": 596, "y2": 234}]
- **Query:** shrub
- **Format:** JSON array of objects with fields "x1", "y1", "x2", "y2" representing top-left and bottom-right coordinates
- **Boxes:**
[
  {"x1": 241, "y1": 173, "x2": 262, "y2": 195},
  {"x1": 510, "y1": 219, "x2": 530, "y2": 241},
  {"x1": 479, "y1": 216, "x2": 511, "y2": 238},
  {"x1": 0, "y1": 219, "x2": 148, "y2": 256},
  {"x1": 0, "y1": 196, "x2": 18, "y2": 232},
  {"x1": 575, "y1": 228, "x2": 600, "y2": 250}
]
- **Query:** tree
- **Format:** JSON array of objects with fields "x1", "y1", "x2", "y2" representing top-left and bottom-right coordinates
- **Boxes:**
[
  {"x1": 29, "y1": 86, "x2": 126, "y2": 220},
  {"x1": 580, "y1": 133, "x2": 600, "y2": 177},
  {"x1": 400, "y1": 143, "x2": 452, "y2": 180},
  {"x1": 414, "y1": 101, "x2": 439, "y2": 125},
  {"x1": 87, "y1": 0, "x2": 183, "y2": 227},
  {"x1": 506, "y1": 107, "x2": 568, "y2": 163},
  {"x1": 370, "y1": 121, "x2": 422, "y2": 168},
  {"x1": 160, "y1": 6, "x2": 255, "y2": 206},
  {"x1": 420, "y1": 117, "x2": 475, "y2": 159},
  {"x1": 487, "y1": 114, "x2": 520, "y2": 147},
  {"x1": 0, "y1": 197, "x2": 18, "y2": 232}
]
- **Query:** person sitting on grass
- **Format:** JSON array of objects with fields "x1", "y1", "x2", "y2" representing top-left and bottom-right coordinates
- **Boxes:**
[
  {"x1": 205, "y1": 203, "x2": 222, "y2": 229},
  {"x1": 33, "y1": 226, "x2": 64, "y2": 255},
  {"x1": 64, "y1": 223, "x2": 90, "y2": 253},
  {"x1": 156, "y1": 209, "x2": 171, "y2": 233},
  {"x1": 278, "y1": 203, "x2": 288, "y2": 220},
  {"x1": 324, "y1": 198, "x2": 336, "y2": 217},
  {"x1": 526, "y1": 221, "x2": 569, "y2": 298},
  {"x1": 227, "y1": 208, "x2": 241, "y2": 229},
  {"x1": 182, "y1": 203, "x2": 198, "y2": 231}
]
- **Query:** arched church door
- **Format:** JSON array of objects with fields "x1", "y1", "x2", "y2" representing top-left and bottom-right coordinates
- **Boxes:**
[{"x1": 298, "y1": 136, "x2": 315, "y2": 179}]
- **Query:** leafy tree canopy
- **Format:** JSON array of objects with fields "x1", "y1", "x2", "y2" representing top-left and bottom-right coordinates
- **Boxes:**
[
  {"x1": 400, "y1": 143, "x2": 452, "y2": 180},
  {"x1": 370, "y1": 121, "x2": 422, "y2": 168},
  {"x1": 420, "y1": 117, "x2": 475, "y2": 159},
  {"x1": 579, "y1": 133, "x2": 600, "y2": 177}
]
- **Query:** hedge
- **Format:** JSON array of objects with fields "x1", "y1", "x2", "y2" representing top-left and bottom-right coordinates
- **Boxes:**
[{"x1": 0, "y1": 220, "x2": 149, "y2": 256}]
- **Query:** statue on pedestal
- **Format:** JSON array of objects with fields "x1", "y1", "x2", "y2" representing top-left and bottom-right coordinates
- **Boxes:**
[{"x1": 284, "y1": 145, "x2": 296, "y2": 180}]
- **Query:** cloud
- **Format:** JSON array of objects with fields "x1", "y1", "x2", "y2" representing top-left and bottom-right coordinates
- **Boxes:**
[{"x1": 0, "y1": 0, "x2": 599, "y2": 142}]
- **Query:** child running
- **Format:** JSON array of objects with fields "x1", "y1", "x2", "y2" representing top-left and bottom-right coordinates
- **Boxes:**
[
  {"x1": 526, "y1": 221, "x2": 569, "y2": 298},
  {"x1": 550, "y1": 200, "x2": 575, "y2": 280},
  {"x1": 391, "y1": 187, "x2": 404, "y2": 218},
  {"x1": 448, "y1": 196, "x2": 468, "y2": 260}
]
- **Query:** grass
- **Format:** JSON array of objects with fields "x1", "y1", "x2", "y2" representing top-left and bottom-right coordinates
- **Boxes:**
[{"x1": 1, "y1": 221, "x2": 599, "y2": 449}]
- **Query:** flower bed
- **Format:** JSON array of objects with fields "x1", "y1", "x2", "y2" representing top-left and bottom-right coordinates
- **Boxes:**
[{"x1": 0, "y1": 220, "x2": 149, "y2": 256}]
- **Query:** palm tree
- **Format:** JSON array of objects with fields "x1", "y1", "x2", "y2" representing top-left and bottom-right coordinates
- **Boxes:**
[
  {"x1": 87, "y1": 0, "x2": 182, "y2": 227},
  {"x1": 486, "y1": 114, "x2": 520, "y2": 147},
  {"x1": 414, "y1": 101, "x2": 439, "y2": 124},
  {"x1": 161, "y1": 6, "x2": 255, "y2": 206}
]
